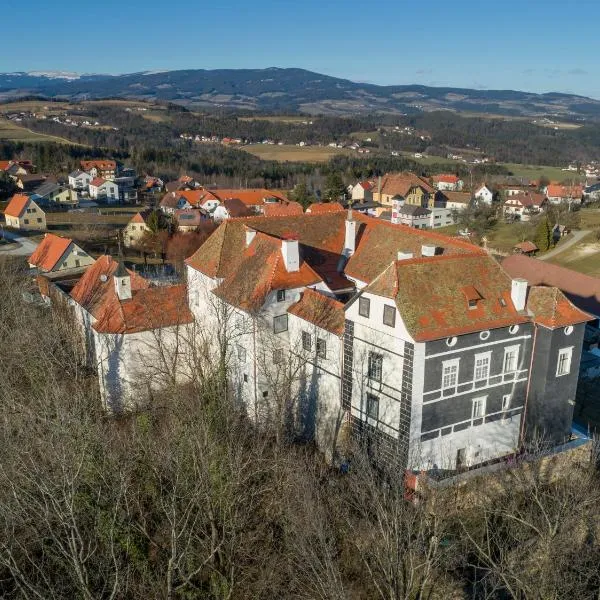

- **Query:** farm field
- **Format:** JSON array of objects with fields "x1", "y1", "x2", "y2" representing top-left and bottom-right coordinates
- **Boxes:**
[
  {"x1": 0, "y1": 120, "x2": 77, "y2": 144},
  {"x1": 237, "y1": 115, "x2": 315, "y2": 124},
  {"x1": 242, "y1": 143, "x2": 351, "y2": 162},
  {"x1": 501, "y1": 162, "x2": 584, "y2": 183}
]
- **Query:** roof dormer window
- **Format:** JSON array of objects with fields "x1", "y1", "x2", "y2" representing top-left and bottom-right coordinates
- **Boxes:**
[{"x1": 463, "y1": 285, "x2": 483, "y2": 310}]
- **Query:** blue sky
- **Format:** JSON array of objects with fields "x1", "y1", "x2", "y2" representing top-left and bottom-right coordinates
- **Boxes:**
[{"x1": 3, "y1": 0, "x2": 600, "y2": 97}]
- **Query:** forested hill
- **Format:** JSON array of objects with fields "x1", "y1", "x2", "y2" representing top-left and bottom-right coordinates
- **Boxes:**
[{"x1": 1, "y1": 68, "x2": 600, "y2": 118}]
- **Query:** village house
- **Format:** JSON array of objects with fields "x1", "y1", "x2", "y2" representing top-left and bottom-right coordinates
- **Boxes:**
[
  {"x1": 80, "y1": 160, "x2": 118, "y2": 180},
  {"x1": 544, "y1": 184, "x2": 584, "y2": 205},
  {"x1": 68, "y1": 170, "x2": 92, "y2": 190},
  {"x1": 28, "y1": 233, "x2": 94, "y2": 273},
  {"x1": 123, "y1": 211, "x2": 152, "y2": 248},
  {"x1": 89, "y1": 177, "x2": 119, "y2": 202},
  {"x1": 14, "y1": 173, "x2": 47, "y2": 191},
  {"x1": 504, "y1": 191, "x2": 547, "y2": 221},
  {"x1": 350, "y1": 181, "x2": 374, "y2": 202},
  {"x1": 3, "y1": 194, "x2": 46, "y2": 230},
  {"x1": 159, "y1": 191, "x2": 194, "y2": 215},
  {"x1": 185, "y1": 211, "x2": 589, "y2": 470},
  {"x1": 389, "y1": 204, "x2": 432, "y2": 228},
  {"x1": 432, "y1": 174, "x2": 464, "y2": 191},
  {"x1": 211, "y1": 189, "x2": 290, "y2": 214},
  {"x1": 164, "y1": 175, "x2": 202, "y2": 193},
  {"x1": 174, "y1": 209, "x2": 207, "y2": 232},
  {"x1": 513, "y1": 241, "x2": 539, "y2": 256},
  {"x1": 31, "y1": 180, "x2": 78, "y2": 208},
  {"x1": 474, "y1": 184, "x2": 494, "y2": 205},
  {"x1": 374, "y1": 173, "x2": 434, "y2": 208},
  {"x1": 434, "y1": 191, "x2": 473, "y2": 211},
  {"x1": 212, "y1": 198, "x2": 251, "y2": 220}
]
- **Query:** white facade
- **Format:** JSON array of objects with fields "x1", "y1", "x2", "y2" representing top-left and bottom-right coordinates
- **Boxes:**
[
  {"x1": 89, "y1": 180, "x2": 119, "y2": 202},
  {"x1": 474, "y1": 185, "x2": 493, "y2": 204},
  {"x1": 68, "y1": 171, "x2": 92, "y2": 190}
]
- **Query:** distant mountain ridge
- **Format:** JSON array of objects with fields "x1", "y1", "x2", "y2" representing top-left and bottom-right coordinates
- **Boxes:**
[{"x1": 1, "y1": 67, "x2": 600, "y2": 118}]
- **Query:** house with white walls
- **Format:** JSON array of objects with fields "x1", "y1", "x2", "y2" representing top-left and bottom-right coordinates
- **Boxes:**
[
  {"x1": 474, "y1": 184, "x2": 494, "y2": 204},
  {"x1": 185, "y1": 211, "x2": 589, "y2": 471},
  {"x1": 68, "y1": 170, "x2": 92, "y2": 190},
  {"x1": 89, "y1": 177, "x2": 119, "y2": 202}
]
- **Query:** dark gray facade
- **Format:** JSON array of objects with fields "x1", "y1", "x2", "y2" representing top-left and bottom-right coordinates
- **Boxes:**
[
  {"x1": 420, "y1": 325, "x2": 534, "y2": 441},
  {"x1": 525, "y1": 322, "x2": 585, "y2": 444}
]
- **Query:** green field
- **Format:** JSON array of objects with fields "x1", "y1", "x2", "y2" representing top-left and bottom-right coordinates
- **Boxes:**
[{"x1": 501, "y1": 163, "x2": 584, "y2": 183}]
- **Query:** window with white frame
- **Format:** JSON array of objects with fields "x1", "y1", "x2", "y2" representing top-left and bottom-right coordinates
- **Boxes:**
[
  {"x1": 503, "y1": 346, "x2": 519, "y2": 373},
  {"x1": 276, "y1": 289, "x2": 286, "y2": 302},
  {"x1": 474, "y1": 352, "x2": 491, "y2": 382},
  {"x1": 472, "y1": 396, "x2": 486, "y2": 419},
  {"x1": 367, "y1": 352, "x2": 383, "y2": 382},
  {"x1": 556, "y1": 347, "x2": 573, "y2": 377},
  {"x1": 366, "y1": 393, "x2": 379, "y2": 420},
  {"x1": 442, "y1": 359, "x2": 459, "y2": 390},
  {"x1": 502, "y1": 394, "x2": 511, "y2": 411}
]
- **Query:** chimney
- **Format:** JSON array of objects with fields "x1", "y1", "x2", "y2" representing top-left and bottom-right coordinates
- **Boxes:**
[
  {"x1": 511, "y1": 278, "x2": 528, "y2": 312},
  {"x1": 113, "y1": 261, "x2": 132, "y2": 301},
  {"x1": 397, "y1": 250, "x2": 413, "y2": 261},
  {"x1": 245, "y1": 228, "x2": 256, "y2": 247},
  {"x1": 421, "y1": 244, "x2": 438, "y2": 257},
  {"x1": 281, "y1": 238, "x2": 300, "y2": 272},
  {"x1": 344, "y1": 209, "x2": 356, "y2": 256}
]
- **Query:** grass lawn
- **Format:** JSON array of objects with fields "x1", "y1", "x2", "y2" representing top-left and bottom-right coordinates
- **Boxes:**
[
  {"x1": 485, "y1": 221, "x2": 537, "y2": 253},
  {"x1": 46, "y1": 212, "x2": 132, "y2": 227},
  {"x1": 500, "y1": 163, "x2": 584, "y2": 183},
  {"x1": 547, "y1": 232, "x2": 600, "y2": 276},
  {"x1": 579, "y1": 208, "x2": 600, "y2": 229},
  {"x1": 237, "y1": 115, "x2": 314, "y2": 124},
  {"x1": 0, "y1": 120, "x2": 81, "y2": 144},
  {"x1": 242, "y1": 143, "x2": 351, "y2": 162}
]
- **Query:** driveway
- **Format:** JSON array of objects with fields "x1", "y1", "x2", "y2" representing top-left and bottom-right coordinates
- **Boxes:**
[
  {"x1": 0, "y1": 229, "x2": 39, "y2": 257},
  {"x1": 539, "y1": 230, "x2": 590, "y2": 261}
]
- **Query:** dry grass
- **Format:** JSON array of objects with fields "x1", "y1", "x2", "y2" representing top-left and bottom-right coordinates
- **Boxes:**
[
  {"x1": 46, "y1": 212, "x2": 132, "y2": 226},
  {"x1": 0, "y1": 120, "x2": 77, "y2": 144},
  {"x1": 547, "y1": 232, "x2": 600, "y2": 276},
  {"x1": 242, "y1": 143, "x2": 351, "y2": 162},
  {"x1": 237, "y1": 115, "x2": 314, "y2": 124}
]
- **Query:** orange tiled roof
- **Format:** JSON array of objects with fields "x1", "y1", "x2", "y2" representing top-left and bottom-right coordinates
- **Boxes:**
[
  {"x1": 263, "y1": 201, "x2": 303, "y2": 217},
  {"x1": 129, "y1": 211, "x2": 150, "y2": 225},
  {"x1": 70, "y1": 255, "x2": 150, "y2": 317},
  {"x1": 433, "y1": 174, "x2": 460, "y2": 184},
  {"x1": 93, "y1": 283, "x2": 193, "y2": 334},
  {"x1": 288, "y1": 288, "x2": 345, "y2": 335},
  {"x1": 366, "y1": 253, "x2": 529, "y2": 341},
  {"x1": 0, "y1": 160, "x2": 13, "y2": 171},
  {"x1": 80, "y1": 160, "x2": 116, "y2": 171},
  {"x1": 514, "y1": 241, "x2": 538, "y2": 253},
  {"x1": 213, "y1": 232, "x2": 322, "y2": 312},
  {"x1": 546, "y1": 184, "x2": 583, "y2": 198},
  {"x1": 90, "y1": 177, "x2": 106, "y2": 187},
  {"x1": 4, "y1": 194, "x2": 32, "y2": 218},
  {"x1": 28, "y1": 233, "x2": 73, "y2": 271},
  {"x1": 212, "y1": 188, "x2": 288, "y2": 207},
  {"x1": 186, "y1": 212, "x2": 481, "y2": 297},
  {"x1": 526, "y1": 286, "x2": 591, "y2": 329},
  {"x1": 502, "y1": 254, "x2": 600, "y2": 318},
  {"x1": 504, "y1": 192, "x2": 546, "y2": 207},
  {"x1": 379, "y1": 172, "x2": 434, "y2": 196},
  {"x1": 439, "y1": 191, "x2": 472, "y2": 205},
  {"x1": 307, "y1": 202, "x2": 344, "y2": 214},
  {"x1": 70, "y1": 255, "x2": 192, "y2": 334}
]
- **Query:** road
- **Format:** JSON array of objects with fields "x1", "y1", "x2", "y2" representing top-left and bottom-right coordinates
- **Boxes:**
[
  {"x1": 0, "y1": 229, "x2": 39, "y2": 257},
  {"x1": 539, "y1": 229, "x2": 590, "y2": 261}
]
